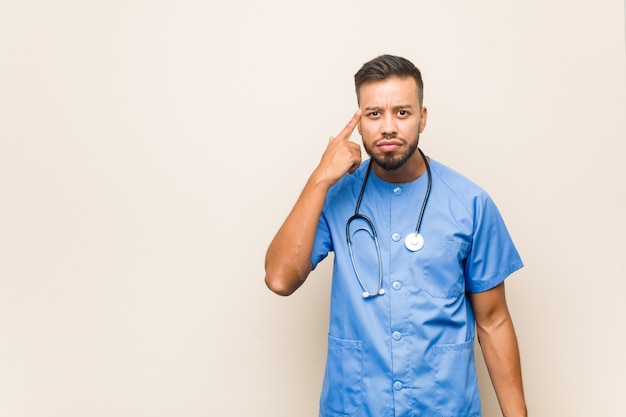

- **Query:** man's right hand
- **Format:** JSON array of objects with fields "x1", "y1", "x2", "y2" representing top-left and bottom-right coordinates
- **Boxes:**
[{"x1": 315, "y1": 109, "x2": 363, "y2": 185}]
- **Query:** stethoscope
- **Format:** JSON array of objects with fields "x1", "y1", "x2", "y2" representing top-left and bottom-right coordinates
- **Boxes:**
[{"x1": 345, "y1": 148, "x2": 432, "y2": 298}]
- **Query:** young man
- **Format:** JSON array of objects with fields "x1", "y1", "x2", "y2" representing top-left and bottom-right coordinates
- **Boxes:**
[{"x1": 265, "y1": 54, "x2": 527, "y2": 417}]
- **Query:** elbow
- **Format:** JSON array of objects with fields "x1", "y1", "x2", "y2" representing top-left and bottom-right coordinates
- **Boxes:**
[
  {"x1": 264, "y1": 261, "x2": 310, "y2": 296},
  {"x1": 264, "y1": 255, "x2": 311, "y2": 296},
  {"x1": 264, "y1": 273, "x2": 298, "y2": 296}
]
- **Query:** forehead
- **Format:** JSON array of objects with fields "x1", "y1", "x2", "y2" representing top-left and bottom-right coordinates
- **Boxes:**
[{"x1": 359, "y1": 76, "x2": 420, "y2": 107}]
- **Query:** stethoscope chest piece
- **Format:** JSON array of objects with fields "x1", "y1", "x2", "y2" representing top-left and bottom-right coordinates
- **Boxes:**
[{"x1": 405, "y1": 232, "x2": 424, "y2": 252}]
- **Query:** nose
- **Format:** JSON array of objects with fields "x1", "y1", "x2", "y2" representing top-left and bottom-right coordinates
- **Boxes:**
[{"x1": 381, "y1": 113, "x2": 397, "y2": 136}]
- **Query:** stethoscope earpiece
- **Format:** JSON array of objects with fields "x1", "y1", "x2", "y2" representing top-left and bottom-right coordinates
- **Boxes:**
[{"x1": 362, "y1": 288, "x2": 386, "y2": 298}]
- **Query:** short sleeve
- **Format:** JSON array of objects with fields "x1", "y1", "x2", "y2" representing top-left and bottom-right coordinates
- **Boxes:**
[
  {"x1": 311, "y1": 211, "x2": 332, "y2": 270},
  {"x1": 464, "y1": 194, "x2": 523, "y2": 293}
]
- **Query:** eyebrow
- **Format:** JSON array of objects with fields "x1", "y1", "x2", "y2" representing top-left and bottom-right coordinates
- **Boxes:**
[{"x1": 363, "y1": 104, "x2": 414, "y2": 111}]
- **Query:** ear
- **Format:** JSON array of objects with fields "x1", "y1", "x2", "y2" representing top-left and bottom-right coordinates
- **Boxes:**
[{"x1": 419, "y1": 106, "x2": 428, "y2": 133}]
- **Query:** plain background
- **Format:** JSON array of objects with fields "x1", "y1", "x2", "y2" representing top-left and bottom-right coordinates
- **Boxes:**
[{"x1": 1, "y1": 1, "x2": 625, "y2": 416}]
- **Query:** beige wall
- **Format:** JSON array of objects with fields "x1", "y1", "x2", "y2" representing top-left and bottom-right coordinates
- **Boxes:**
[{"x1": 1, "y1": 1, "x2": 625, "y2": 416}]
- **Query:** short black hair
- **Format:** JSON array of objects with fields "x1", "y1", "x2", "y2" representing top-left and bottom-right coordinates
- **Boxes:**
[{"x1": 354, "y1": 54, "x2": 424, "y2": 105}]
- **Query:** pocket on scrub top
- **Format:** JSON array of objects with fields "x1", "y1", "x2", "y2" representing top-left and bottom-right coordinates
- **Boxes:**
[
  {"x1": 422, "y1": 241, "x2": 469, "y2": 299},
  {"x1": 431, "y1": 339, "x2": 481, "y2": 417},
  {"x1": 320, "y1": 335, "x2": 363, "y2": 417}
]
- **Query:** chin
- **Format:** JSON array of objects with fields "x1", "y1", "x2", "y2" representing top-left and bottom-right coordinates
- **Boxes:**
[{"x1": 373, "y1": 157, "x2": 406, "y2": 171}]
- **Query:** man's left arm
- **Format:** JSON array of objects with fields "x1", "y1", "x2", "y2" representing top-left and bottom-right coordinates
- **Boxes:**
[{"x1": 468, "y1": 282, "x2": 527, "y2": 417}]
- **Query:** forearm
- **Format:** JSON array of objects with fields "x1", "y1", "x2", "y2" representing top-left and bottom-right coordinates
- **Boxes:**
[
  {"x1": 264, "y1": 170, "x2": 331, "y2": 296},
  {"x1": 265, "y1": 110, "x2": 363, "y2": 296},
  {"x1": 477, "y1": 316, "x2": 527, "y2": 417}
]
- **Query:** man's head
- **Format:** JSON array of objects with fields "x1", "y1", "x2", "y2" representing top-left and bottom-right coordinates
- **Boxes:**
[
  {"x1": 354, "y1": 55, "x2": 428, "y2": 181},
  {"x1": 354, "y1": 55, "x2": 424, "y2": 106}
]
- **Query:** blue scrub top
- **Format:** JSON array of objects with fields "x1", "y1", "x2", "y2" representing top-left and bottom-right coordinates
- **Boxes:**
[{"x1": 311, "y1": 158, "x2": 523, "y2": 417}]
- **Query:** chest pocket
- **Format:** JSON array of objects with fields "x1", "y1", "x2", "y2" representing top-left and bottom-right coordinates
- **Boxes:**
[{"x1": 422, "y1": 240, "x2": 470, "y2": 299}]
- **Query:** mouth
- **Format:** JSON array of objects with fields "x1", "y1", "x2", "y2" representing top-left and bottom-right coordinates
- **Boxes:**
[{"x1": 375, "y1": 138, "x2": 404, "y2": 152}]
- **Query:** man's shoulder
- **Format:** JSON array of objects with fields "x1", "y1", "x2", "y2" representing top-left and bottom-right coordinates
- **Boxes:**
[
  {"x1": 429, "y1": 158, "x2": 491, "y2": 203},
  {"x1": 431, "y1": 159, "x2": 481, "y2": 187}
]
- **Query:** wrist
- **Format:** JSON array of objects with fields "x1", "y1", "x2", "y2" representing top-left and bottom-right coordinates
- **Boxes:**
[{"x1": 310, "y1": 166, "x2": 339, "y2": 189}]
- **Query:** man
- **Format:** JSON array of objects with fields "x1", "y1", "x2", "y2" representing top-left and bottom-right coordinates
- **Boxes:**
[{"x1": 265, "y1": 54, "x2": 527, "y2": 417}]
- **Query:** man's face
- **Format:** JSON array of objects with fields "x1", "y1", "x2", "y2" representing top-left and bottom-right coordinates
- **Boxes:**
[{"x1": 358, "y1": 76, "x2": 427, "y2": 172}]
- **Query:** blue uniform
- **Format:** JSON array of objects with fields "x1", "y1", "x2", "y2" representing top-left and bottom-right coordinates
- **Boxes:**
[{"x1": 311, "y1": 158, "x2": 523, "y2": 417}]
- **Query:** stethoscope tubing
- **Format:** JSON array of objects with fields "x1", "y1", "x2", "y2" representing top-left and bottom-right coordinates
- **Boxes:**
[{"x1": 345, "y1": 148, "x2": 432, "y2": 298}]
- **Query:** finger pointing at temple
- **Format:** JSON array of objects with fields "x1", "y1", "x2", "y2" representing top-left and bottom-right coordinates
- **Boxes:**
[{"x1": 337, "y1": 109, "x2": 362, "y2": 141}]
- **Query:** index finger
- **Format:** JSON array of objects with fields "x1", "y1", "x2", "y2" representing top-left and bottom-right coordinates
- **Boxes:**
[{"x1": 336, "y1": 109, "x2": 362, "y2": 141}]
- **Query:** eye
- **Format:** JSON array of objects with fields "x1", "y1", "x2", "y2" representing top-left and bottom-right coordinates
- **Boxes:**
[
  {"x1": 397, "y1": 110, "x2": 409, "y2": 117},
  {"x1": 369, "y1": 111, "x2": 380, "y2": 117}
]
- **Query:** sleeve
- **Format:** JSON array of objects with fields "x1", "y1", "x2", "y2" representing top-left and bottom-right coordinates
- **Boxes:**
[
  {"x1": 464, "y1": 193, "x2": 524, "y2": 293},
  {"x1": 310, "y1": 211, "x2": 332, "y2": 270}
]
